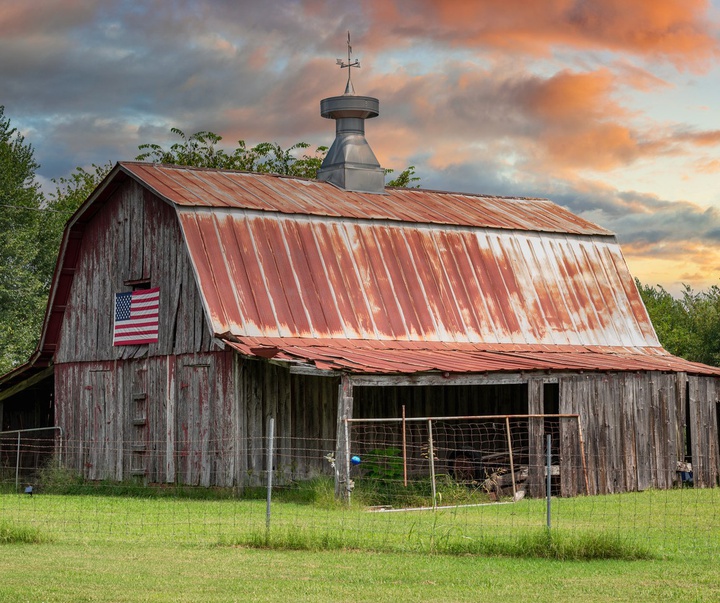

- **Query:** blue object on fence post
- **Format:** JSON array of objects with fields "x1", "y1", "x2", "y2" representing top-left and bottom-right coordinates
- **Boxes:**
[
  {"x1": 546, "y1": 433, "x2": 552, "y2": 530},
  {"x1": 351, "y1": 455, "x2": 361, "y2": 465}
]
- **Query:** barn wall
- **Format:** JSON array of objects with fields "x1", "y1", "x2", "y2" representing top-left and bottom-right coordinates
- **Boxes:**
[
  {"x1": 55, "y1": 180, "x2": 215, "y2": 365},
  {"x1": 688, "y1": 375, "x2": 720, "y2": 488},
  {"x1": 55, "y1": 352, "x2": 339, "y2": 487},
  {"x1": 557, "y1": 372, "x2": 720, "y2": 496}
]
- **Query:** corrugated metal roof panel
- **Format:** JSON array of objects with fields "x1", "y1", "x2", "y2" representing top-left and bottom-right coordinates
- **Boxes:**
[
  {"x1": 226, "y1": 339, "x2": 720, "y2": 376},
  {"x1": 121, "y1": 162, "x2": 612, "y2": 235},
  {"x1": 178, "y1": 209, "x2": 658, "y2": 348}
]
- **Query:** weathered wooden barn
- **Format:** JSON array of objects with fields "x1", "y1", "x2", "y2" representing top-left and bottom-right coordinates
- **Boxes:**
[{"x1": 2, "y1": 86, "x2": 719, "y2": 497}]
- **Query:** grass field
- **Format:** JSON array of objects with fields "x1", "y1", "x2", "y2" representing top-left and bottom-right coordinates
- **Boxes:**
[{"x1": 1, "y1": 486, "x2": 719, "y2": 602}]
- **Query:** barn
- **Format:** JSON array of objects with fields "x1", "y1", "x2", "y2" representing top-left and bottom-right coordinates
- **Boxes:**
[{"x1": 1, "y1": 85, "x2": 719, "y2": 498}]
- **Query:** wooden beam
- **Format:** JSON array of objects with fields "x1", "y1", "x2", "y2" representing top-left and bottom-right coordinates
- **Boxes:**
[
  {"x1": 0, "y1": 366, "x2": 54, "y2": 402},
  {"x1": 289, "y1": 364, "x2": 341, "y2": 377},
  {"x1": 349, "y1": 373, "x2": 558, "y2": 387}
]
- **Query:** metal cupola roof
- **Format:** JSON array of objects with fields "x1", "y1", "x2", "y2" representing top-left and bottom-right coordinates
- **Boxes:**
[{"x1": 316, "y1": 33, "x2": 385, "y2": 194}]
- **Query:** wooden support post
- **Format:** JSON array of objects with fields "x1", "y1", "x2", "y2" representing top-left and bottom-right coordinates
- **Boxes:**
[
  {"x1": 334, "y1": 374, "x2": 354, "y2": 501},
  {"x1": 528, "y1": 377, "x2": 545, "y2": 498}
]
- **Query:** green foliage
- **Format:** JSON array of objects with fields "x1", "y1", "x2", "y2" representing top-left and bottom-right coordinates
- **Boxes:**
[
  {"x1": 637, "y1": 279, "x2": 720, "y2": 366},
  {"x1": 362, "y1": 447, "x2": 405, "y2": 481},
  {"x1": 136, "y1": 128, "x2": 329, "y2": 178},
  {"x1": 0, "y1": 106, "x2": 46, "y2": 374},
  {"x1": 273, "y1": 477, "x2": 341, "y2": 508},
  {"x1": 36, "y1": 461, "x2": 239, "y2": 498},
  {"x1": 386, "y1": 165, "x2": 420, "y2": 188},
  {"x1": 136, "y1": 128, "x2": 421, "y2": 185},
  {"x1": 353, "y1": 473, "x2": 493, "y2": 508}
]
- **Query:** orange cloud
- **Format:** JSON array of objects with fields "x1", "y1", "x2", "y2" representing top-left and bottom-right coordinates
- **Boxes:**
[
  {"x1": 364, "y1": 0, "x2": 719, "y2": 68},
  {"x1": 694, "y1": 159, "x2": 720, "y2": 174},
  {"x1": 523, "y1": 69, "x2": 622, "y2": 123},
  {"x1": 542, "y1": 124, "x2": 640, "y2": 170},
  {"x1": 0, "y1": 1, "x2": 97, "y2": 36}
]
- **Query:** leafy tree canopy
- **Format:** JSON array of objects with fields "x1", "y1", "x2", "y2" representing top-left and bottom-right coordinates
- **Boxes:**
[
  {"x1": 636, "y1": 279, "x2": 720, "y2": 367},
  {"x1": 136, "y1": 128, "x2": 420, "y2": 187},
  {"x1": 0, "y1": 106, "x2": 46, "y2": 373}
]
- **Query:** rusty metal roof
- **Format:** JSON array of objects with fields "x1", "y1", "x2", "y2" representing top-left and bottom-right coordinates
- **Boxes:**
[
  {"x1": 121, "y1": 162, "x2": 611, "y2": 235},
  {"x1": 226, "y1": 338, "x2": 720, "y2": 375},
  {"x1": 177, "y1": 209, "x2": 656, "y2": 349},
  {"x1": 115, "y1": 162, "x2": 691, "y2": 375},
  {"x1": 12, "y1": 161, "x2": 718, "y2": 383}
]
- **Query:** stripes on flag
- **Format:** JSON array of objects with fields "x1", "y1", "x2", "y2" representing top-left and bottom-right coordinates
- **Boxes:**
[{"x1": 113, "y1": 287, "x2": 160, "y2": 346}]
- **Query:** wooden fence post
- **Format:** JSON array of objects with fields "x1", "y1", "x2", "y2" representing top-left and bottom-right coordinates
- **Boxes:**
[{"x1": 335, "y1": 375, "x2": 354, "y2": 500}]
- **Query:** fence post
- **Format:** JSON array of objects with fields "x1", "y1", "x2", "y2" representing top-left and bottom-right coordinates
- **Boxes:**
[
  {"x1": 402, "y1": 405, "x2": 408, "y2": 487},
  {"x1": 335, "y1": 375, "x2": 354, "y2": 501},
  {"x1": 505, "y1": 417, "x2": 517, "y2": 498},
  {"x1": 266, "y1": 416, "x2": 275, "y2": 540},
  {"x1": 15, "y1": 431, "x2": 21, "y2": 493},
  {"x1": 428, "y1": 419, "x2": 437, "y2": 510},
  {"x1": 546, "y1": 433, "x2": 552, "y2": 530}
]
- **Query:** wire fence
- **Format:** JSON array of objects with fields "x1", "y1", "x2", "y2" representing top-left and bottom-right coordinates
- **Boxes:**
[{"x1": 1, "y1": 418, "x2": 719, "y2": 557}]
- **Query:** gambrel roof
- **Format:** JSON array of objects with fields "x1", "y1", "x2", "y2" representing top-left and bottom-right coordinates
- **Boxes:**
[{"x1": 7, "y1": 160, "x2": 720, "y2": 382}]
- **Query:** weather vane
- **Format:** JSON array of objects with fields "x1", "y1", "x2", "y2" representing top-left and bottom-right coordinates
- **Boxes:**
[{"x1": 336, "y1": 31, "x2": 360, "y2": 95}]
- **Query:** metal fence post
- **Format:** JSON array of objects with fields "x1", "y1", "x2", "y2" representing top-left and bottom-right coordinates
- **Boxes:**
[
  {"x1": 428, "y1": 419, "x2": 437, "y2": 510},
  {"x1": 266, "y1": 416, "x2": 275, "y2": 539},
  {"x1": 546, "y1": 433, "x2": 552, "y2": 530},
  {"x1": 15, "y1": 431, "x2": 21, "y2": 492}
]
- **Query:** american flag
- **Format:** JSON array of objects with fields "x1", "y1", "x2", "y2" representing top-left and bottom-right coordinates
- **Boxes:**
[{"x1": 113, "y1": 287, "x2": 160, "y2": 346}]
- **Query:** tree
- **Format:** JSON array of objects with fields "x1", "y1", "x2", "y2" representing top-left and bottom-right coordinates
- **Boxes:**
[
  {"x1": 386, "y1": 165, "x2": 420, "y2": 188},
  {"x1": 136, "y1": 128, "x2": 420, "y2": 186},
  {"x1": 0, "y1": 106, "x2": 46, "y2": 373},
  {"x1": 35, "y1": 163, "x2": 114, "y2": 288},
  {"x1": 637, "y1": 279, "x2": 720, "y2": 367},
  {"x1": 135, "y1": 129, "x2": 328, "y2": 178}
]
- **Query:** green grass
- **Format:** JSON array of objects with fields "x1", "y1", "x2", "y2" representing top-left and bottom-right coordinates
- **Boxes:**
[
  {"x1": 0, "y1": 487, "x2": 718, "y2": 601},
  {"x1": 0, "y1": 520, "x2": 47, "y2": 544}
]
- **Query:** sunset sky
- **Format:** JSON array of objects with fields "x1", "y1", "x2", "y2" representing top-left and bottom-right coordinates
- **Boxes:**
[{"x1": 2, "y1": 0, "x2": 720, "y2": 295}]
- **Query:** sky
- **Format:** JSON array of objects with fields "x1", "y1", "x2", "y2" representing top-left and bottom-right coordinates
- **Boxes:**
[{"x1": 2, "y1": 0, "x2": 720, "y2": 295}]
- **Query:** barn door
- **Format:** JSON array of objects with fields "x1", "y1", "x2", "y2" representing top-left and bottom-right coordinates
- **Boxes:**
[{"x1": 175, "y1": 360, "x2": 212, "y2": 487}]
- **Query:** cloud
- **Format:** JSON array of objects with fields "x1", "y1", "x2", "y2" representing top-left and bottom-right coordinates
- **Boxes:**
[
  {"x1": 364, "y1": 0, "x2": 720, "y2": 68},
  {"x1": 1, "y1": 0, "x2": 719, "y2": 295}
]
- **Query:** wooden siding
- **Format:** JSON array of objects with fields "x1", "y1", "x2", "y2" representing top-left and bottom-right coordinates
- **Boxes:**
[
  {"x1": 688, "y1": 376, "x2": 720, "y2": 487},
  {"x1": 55, "y1": 181, "x2": 215, "y2": 364},
  {"x1": 55, "y1": 352, "x2": 338, "y2": 487},
  {"x1": 557, "y1": 372, "x2": 715, "y2": 496}
]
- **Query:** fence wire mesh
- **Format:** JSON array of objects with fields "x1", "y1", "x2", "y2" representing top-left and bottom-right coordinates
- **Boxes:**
[{"x1": 1, "y1": 419, "x2": 719, "y2": 559}]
